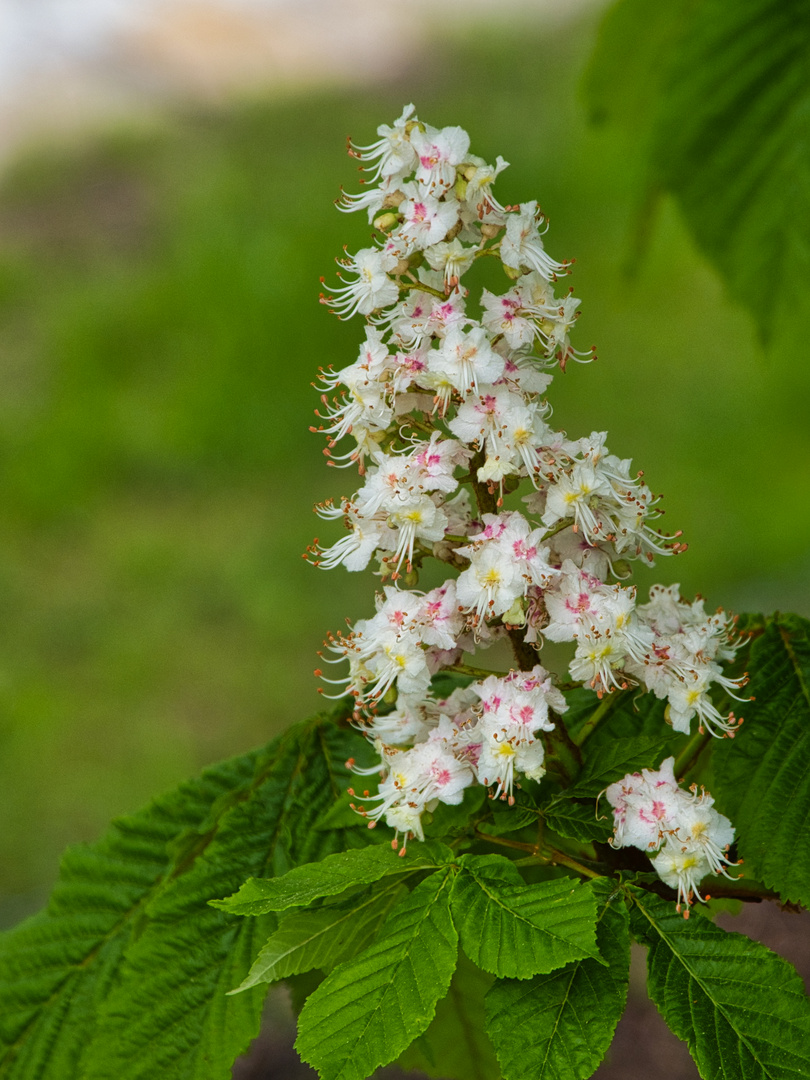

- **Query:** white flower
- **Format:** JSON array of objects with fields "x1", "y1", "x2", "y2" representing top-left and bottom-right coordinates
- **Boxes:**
[
  {"x1": 606, "y1": 758, "x2": 681, "y2": 852},
  {"x1": 398, "y1": 192, "x2": 460, "y2": 251},
  {"x1": 652, "y1": 842, "x2": 713, "y2": 913},
  {"x1": 425, "y1": 238, "x2": 477, "y2": 285},
  {"x1": 607, "y1": 757, "x2": 738, "y2": 913},
  {"x1": 411, "y1": 125, "x2": 471, "y2": 194},
  {"x1": 347, "y1": 103, "x2": 418, "y2": 182},
  {"x1": 323, "y1": 248, "x2": 400, "y2": 318},
  {"x1": 430, "y1": 326, "x2": 505, "y2": 396},
  {"x1": 501, "y1": 202, "x2": 568, "y2": 279},
  {"x1": 456, "y1": 543, "x2": 523, "y2": 622}
]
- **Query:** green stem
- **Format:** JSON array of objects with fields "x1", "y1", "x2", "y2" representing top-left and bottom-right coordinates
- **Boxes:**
[
  {"x1": 573, "y1": 690, "x2": 625, "y2": 749},
  {"x1": 672, "y1": 728, "x2": 713, "y2": 780},
  {"x1": 541, "y1": 517, "x2": 575, "y2": 541},
  {"x1": 400, "y1": 280, "x2": 446, "y2": 300},
  {"x1": 446, "y1": 663, "x2": 507, "y2": 680},
  {"x1": 513, "y1": 847, "x2": 604, "y2": 881},
  {"x1": 475, "y1": 830, "x2": 535, "y2": 853}
]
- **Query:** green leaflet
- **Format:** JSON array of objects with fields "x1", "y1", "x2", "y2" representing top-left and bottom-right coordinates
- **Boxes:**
[
  {"x1": 450, "y1": 855, "x2": 601, "y2": 979},
  {"x1": 397, "y1": 953, "x2": 500, "y2": 1080},
  {"x1": 630, "y1": 886, "x2": 810, "y2": 1080},
  {"x1": 586, "y1": 0, "x2": 810, "y2": 348},
  {"x1": 543, "y1": 799, "x2": 612, "y2": 845},
  {"x1": 713, "y1": 614, "x2": 810, "y2": 907},
  {"x1": 78, "y1": 719, "x2": 362, "y2": 1080},
  {"x1": 295, "y1": 869, "x2": 459, "y2": 1080},
  {"x1": 229, "y1": 877, "x2": 408, "y2": 993},
  {"x1": 651, "y1": 0, "x2": 810, "y2": 348},
  {"x1": 60, "y1": 715, "x2": 365, "y2": 1080},
  {"x1": 0, "y1": 741, "x2": 261, "y2": 1080},
  {"x1": 212, "y1": 839, "x2": 452, "y2": 916},
  {"x1": 485, "y1": 877, "x2": 630, "y2": 1080}
]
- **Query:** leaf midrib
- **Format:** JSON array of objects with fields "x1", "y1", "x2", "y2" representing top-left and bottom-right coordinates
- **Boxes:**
[
  {"x1": 469, "y1": 869, "x2": 591, "y2": 950},
  {"x1": 242, "y1": 876, "x2": 408, "y2": 989},
  {"x1": 331, "y1": 870, "x2": 455, "y2": 1080},
  {"x1": 635, "y1": 900, "x2": 795, "y2": 1077}
]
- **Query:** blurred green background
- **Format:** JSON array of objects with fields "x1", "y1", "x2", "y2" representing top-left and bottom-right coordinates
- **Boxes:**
[{"x1": 0, "y1": 10, "x2": 808, "y2": 922}]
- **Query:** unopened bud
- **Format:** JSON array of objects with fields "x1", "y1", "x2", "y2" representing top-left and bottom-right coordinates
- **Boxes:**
[
  {"x1": 502, "y1": 597, "x2": 526, "y2": 627},
  {"x1": 373, "y1": 212, "x2": 399, "y2": 233},
  {"x1": 382, "y1": 189, "x2": 406, "y2": 209},
  {"x1": 480, "y1": 222, "x2": 502, "y2": 239}
]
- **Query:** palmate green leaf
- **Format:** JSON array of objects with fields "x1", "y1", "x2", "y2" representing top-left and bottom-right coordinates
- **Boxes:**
[
  {"x1": 230, "y1": 877, "x2": 408, "y2": 993},
  {"x1": 713, "y1": 614, "x2": 810, "y2": 907},
  {"x1": 0, "y1": 741, "x2": 263, "y2": 1080},
  {"x1": 78, "y1": 717, "x2": 368, "y2": 1080},
  {"x1": 485, "y1": 877, "x2": 630, "y2": 1080},
  {"x1": 212, "y1": 840, "x2": 451, "y2": 917},
  {"x1": 295, "y1": 869, "x2": 459, "y2": 1080},
  {"x1": 397, "y1": 953, "x2": 500, "y2": 1080},
  {"x1": 586, "y1": 0, "x2": 810, "y2": 347},
  {"x1": 450, "y1": 855, "x2": 600, "y2": 979},
  {"x1": 629, "y1": 886, "x2": 810, "y2": 1080},
  {"x1": 651, "y1": 0, "x2": 810, "y2": 347}
]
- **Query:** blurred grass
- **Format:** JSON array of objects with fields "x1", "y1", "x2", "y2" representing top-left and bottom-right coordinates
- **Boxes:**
[{"x1": 0, "y1": 12, "x2": 807, "y2": 913}]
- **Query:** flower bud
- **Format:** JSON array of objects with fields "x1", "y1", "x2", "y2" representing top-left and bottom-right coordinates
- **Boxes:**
[
  {"x1": 502, "y1": 597, "x2": 526, "y2": 627},
  {"x1": 373, "y1": 212, "x2": 400, "y2": 233}
]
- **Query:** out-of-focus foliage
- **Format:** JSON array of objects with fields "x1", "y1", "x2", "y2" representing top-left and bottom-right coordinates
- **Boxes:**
[
  {"x1": 585, "y1": 0, "x2": 810, "y2": 349},
  {"x1": 0, "y1": 14, "x2": 809, "y2": 917}
]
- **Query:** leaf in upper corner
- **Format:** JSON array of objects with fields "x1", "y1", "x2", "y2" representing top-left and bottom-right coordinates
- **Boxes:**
[
  {"x1": 295, "y1": 869, "x2": 459, "y2": 1080},
  {"x1": 397, "y1": 953, "x2": 500, "y2": 1080},
  {"x1": 229, "y1": 877, "x2": 408, "y2": 994},
  {"x1": 586, "y1": 0, "x2": 810, "y2": 348},
  {"x1": 211, "y1": 840, "x2": 451, "y2": 917},
  {"x1": 450, "y1": 855, "x2": 600, "y2": 979},
  {"x1": 713, "y1": 613, "x2": 810, "y2": 907},
  {"x1": 651, "y1": 0, "x2": 810, "y2": 347},
  {"x1": 629, "y1": 885, "x2": 810, "y2": 1080},
  {"x1": 485, "y1": 877, "x2": 630, "y2": 1080}
]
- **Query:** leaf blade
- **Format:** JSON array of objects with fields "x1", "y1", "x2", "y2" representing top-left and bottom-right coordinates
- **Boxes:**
[
  {"x1": 212, "y1": 840, "x2": 451, "y2": 917},
  {"x1": 295, "y1": 869, "x2": 459, "y2": 1080},
  {"x1": 451, "y1": 856, "x2": 600, "y2": 979},
  {"x1": 80, "y1": 716, "x2": 369, "y2": 1080},
  {"x1": 713, "y1": 614, "x2": 810, "y2": 907},
  {"x1": 485, "y1": 877, "x2": 630, "y2": 1080},
  {"x1": 230, "y1": 878, "x2": 408, "y2": 993},
  {"x1": 0, "y1": 741, "x2": 261, "y2": 1080},
  {"x1": 630, "y1": 885, "x2": 810, "y2": 1080}
]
